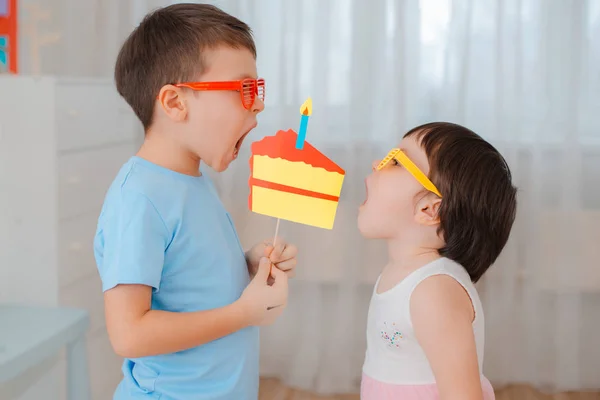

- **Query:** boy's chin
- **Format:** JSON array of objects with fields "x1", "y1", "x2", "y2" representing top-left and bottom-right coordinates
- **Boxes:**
[
  {"x1": 205, "y1": 156, "x2": 233, "y2": 173},
  {"x1": 213, "y1": 162, "x2": 231, "y2": 173}
]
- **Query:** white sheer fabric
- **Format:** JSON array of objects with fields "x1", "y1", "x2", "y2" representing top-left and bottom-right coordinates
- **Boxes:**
[
  {"x1": 209, "y1": 0, "x2": 600, "y2": 394},
  {"x1": 26, "y1": 0, "x2": 600, "y2": 394}
]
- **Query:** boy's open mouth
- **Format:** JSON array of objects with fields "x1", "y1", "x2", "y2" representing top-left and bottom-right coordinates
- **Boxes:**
[
  {"x1": 234, "y1": 135, "x2": 246, "y2": 153},
  {"x1": 233, "y1": 123, "x2": 257, "y2": 158}
]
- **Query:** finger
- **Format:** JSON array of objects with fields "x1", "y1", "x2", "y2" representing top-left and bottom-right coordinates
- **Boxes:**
[
  {"x1": 253, "y1": 257, "x2": 271, "y2": 282},
  {"x1": 270, "y1": 266, "x2": 289, "y2": 290},
  {"x1": 274, "y1": 258, "x2": 296, "y2": 272},
  {"x1": 263, "y1": 244, "x2": 274, "y2": 258},
  {"x1": 269, "y1": 243, "x2": 286, "y2": 263},
  {"x1": 285, "y1": 269, "x2": 296, "y2": 279},
  {"x1": 281, "y1": 244, "x2": 298, "y2": 260},
  {"x1": 264, "y1": 237, "x2": 283, "y2": 246}
]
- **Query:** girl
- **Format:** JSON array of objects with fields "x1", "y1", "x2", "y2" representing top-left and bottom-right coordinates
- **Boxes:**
[{"x1": 359, "y1": 122, "x2": 517, "y2": 399}]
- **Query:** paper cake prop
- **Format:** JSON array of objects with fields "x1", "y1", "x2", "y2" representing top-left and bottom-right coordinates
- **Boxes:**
[{"x1": 248, "y1": 128, "x2": 345, "y2": 229}]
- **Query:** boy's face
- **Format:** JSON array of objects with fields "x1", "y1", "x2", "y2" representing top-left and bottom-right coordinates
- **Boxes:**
[{"x1": 179, "y1": 46, "x2": 264, "y2": 172}]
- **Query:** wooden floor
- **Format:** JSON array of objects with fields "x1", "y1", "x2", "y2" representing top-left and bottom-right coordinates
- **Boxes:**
[{"x1": 259, "y1": 378, "x2": 600, "y2": 400}]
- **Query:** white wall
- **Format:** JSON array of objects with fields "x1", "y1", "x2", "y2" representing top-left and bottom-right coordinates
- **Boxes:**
[
  {"x1": 0, "y1": 78, "x2": 61, "y2": 400},
  {"x1": 0, "y1": 78, "x2": 140, "y2": 400},
  {"x1": 2, "y1": 1, "x2": 145, "y2": 398},
  {"x1": 0, "y1": 79, "x2": 58, "y2": 306}
]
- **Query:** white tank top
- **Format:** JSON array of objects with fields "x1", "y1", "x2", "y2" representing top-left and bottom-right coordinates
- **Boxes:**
[{"x1": 362, "y1": 257, "x2": 486, "y2": 384}]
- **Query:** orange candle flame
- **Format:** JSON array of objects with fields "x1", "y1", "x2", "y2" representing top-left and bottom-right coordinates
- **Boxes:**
[{"x1": 300, "y1": 97, "x2": 313, "y2": 116}]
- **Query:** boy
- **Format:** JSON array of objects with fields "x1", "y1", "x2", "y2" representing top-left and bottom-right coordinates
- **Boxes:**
[{"x1": 94, "y1": 4, "x2": 298, "y2": 399}]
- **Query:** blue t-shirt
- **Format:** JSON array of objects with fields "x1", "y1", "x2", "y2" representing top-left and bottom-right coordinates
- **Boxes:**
[{"x1": 94, "y1": 156, "x2": 259, "y2": 400}]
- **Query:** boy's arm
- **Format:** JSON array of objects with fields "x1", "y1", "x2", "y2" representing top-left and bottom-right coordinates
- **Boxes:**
[
  {"x1": 105, "y1": 256, "x2": 287, "y2": 358},
  {"x1": 410, "y1": 275, "x2": 484, "y2": 400}
]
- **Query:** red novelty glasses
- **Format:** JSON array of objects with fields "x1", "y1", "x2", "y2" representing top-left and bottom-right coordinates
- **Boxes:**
[{"x1": 174, "y1": 78, "x2": 265, "y2": 110}]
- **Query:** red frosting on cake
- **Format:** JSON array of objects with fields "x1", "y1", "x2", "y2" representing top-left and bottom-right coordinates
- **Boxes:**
[{"x1": 250, "y1": 129, "x2": 345, "y2": 174}]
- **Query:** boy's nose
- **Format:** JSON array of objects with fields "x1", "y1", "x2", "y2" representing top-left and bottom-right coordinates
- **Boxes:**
[{"x1": 252, "y1": 97, "x2": 265, "y2": 114}]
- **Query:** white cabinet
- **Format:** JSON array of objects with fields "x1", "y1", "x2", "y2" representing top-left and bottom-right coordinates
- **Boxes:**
[{"x1": 0, "y1": 76, "x2": 140, "y2": 400}]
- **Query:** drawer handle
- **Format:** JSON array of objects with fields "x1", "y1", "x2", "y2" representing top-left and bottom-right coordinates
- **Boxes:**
[
  {"x1": 67, "y1": 109, "x2": 80, "y2": 117},
  {"x1": 69, "y1": 242, "x2": 82, "y2": 251},
  {"x1": 67, "y1": 176, "x2": 81, "y2": 184}
]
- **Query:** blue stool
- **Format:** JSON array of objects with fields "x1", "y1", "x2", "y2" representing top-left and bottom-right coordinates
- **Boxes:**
[{"x1": 0, "y1": 304, "x2": 91, "y2": 400}]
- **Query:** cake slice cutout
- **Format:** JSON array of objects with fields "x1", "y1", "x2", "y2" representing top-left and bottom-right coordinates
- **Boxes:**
[{"x1": 249, "y1": 129, "x2": 345, "y2": 229}]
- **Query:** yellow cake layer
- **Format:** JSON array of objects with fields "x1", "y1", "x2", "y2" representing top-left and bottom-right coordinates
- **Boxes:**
[
  {"x1": 251, "y1": 186, "x2": 339, "y2": 229},
  {"x1": 252, "y1": 155, "x2": 344, "y2": 197}
]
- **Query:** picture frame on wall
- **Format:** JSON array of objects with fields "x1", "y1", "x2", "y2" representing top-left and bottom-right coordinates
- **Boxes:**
[{"x1": 0, "y1": 0, "x2": 17, "y2": 73}]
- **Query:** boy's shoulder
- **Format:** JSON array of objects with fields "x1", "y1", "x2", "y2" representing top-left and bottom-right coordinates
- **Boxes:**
[
  {"x1": 101, "y1": 157, "x2": 185, "y2": 217},
  {"x1": 108, "y1": 157, "x2": 178, "y2": 203},
  {"x1": 101, "y1": 156, "x2": 221, "y2": 221}
]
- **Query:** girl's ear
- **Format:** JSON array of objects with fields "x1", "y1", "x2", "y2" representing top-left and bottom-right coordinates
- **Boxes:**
[{"x1": 415, "y1": 194, "x2": 441, "y2": 226}]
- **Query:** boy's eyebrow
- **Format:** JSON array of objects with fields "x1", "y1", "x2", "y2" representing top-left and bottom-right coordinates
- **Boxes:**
[{"x1": 234, "y1": 73, "x2": 258, "y2": 80}]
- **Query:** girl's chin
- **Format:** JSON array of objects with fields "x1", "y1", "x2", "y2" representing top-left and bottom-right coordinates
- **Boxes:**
[{"x1": 357, "y1": 217, "x2": 395, "y2": 239}]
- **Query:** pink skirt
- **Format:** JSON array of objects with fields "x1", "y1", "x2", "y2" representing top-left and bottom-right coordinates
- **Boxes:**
[{"x1": 361, "y1": 373, "x2": 496, "y2": 400}]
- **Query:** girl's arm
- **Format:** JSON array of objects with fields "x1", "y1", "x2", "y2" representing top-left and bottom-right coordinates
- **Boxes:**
[{"x1": 411, "y1": 275, "x2": 484, "y2": 400}]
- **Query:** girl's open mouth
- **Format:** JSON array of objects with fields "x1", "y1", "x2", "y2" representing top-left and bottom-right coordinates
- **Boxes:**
[{"x1": 361, "y1": 179, "x2": 369, "y2": 206}]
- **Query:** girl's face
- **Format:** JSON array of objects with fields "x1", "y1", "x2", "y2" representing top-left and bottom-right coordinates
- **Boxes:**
[{"x1": 358, "y1": 135, "x2": 436, "y2": 239}]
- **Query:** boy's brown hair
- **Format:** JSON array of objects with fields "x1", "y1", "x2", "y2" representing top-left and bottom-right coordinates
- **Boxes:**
[
  {"x1": 405, "y1": 122, "x2": 518, "y2": 283},
  {"x1": 114, "y1": 3, "x2": 256, "y2": 130}
]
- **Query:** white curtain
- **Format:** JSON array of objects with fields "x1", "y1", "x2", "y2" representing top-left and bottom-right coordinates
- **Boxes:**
[{"x1": 27, "y1": 0, "x2": 600, "y2": 394}]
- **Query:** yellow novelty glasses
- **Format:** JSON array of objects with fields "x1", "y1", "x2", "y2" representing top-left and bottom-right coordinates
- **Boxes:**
[{"x1": 376, "y1": 148, "x2": 442, "y2": 198}]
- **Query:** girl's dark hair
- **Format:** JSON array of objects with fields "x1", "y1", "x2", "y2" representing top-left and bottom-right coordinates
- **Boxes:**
[{"x1": 405, "y1": 122, "x2": 517, "y2": 282}]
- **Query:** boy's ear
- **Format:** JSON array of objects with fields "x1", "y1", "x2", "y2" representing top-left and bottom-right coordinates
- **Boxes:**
[
  {"x1": 415, "y1": 194, "x2": 441, "y2": 226},
  {"x1": 157, "y1": 84, "x2": 187, "y2": 122}
]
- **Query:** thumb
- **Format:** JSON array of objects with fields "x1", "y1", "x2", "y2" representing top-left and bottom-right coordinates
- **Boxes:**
[
  {"x1": 253, "y1": 257, "x2": 272, "y2": 282},
  {"x1": 263, "y1": 244, "x2": 274, "y2": 258}
]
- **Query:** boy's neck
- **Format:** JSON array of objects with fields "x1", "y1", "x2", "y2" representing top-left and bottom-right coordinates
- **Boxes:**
[{"x1": 137, "y1": 131, "x2": 201, "y2": 177}]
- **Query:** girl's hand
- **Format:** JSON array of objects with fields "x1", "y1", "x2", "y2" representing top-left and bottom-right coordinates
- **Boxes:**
[
  {"x1": 246, "y1": 238, "x2": 298, "y2": 279},
  {"x1": 411, "y1": 275, "x2": 484, "y2": 400}
]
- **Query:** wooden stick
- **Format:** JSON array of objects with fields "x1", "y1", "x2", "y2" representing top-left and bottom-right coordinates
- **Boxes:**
[
  {"x1": 270, "y1": 218, "x2": 281, "y2": 276},
  {"x1": 272, "y1": 218, "x2": 280, "y2": 247}
]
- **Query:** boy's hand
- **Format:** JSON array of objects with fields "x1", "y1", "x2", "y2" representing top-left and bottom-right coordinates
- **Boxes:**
[
  {"x1": 246, "y1": 238, "x2": 298, "y2": 279},
  {"x1": 239, "y1": 257, "x2": 288, "y2": 326}
]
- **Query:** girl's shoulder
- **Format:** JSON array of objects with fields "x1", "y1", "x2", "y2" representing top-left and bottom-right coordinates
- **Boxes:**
[
  {"x1": 407, "y1": 257, "x2": 473, "y2": 288},
  {"x1": 407, "y1": 257, "x2": 483, "y2": 324}
]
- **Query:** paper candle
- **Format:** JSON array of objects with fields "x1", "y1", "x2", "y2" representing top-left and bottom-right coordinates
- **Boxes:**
[
  {"x1": 0, "y1": 36, "x2": 7, "y2": 72},
  {"x1": 295, "y1": 97, "x2": 312, "y2": 149},
  {"x1": 249, "y1": 129, "x2": 345, "y2": 230}
]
